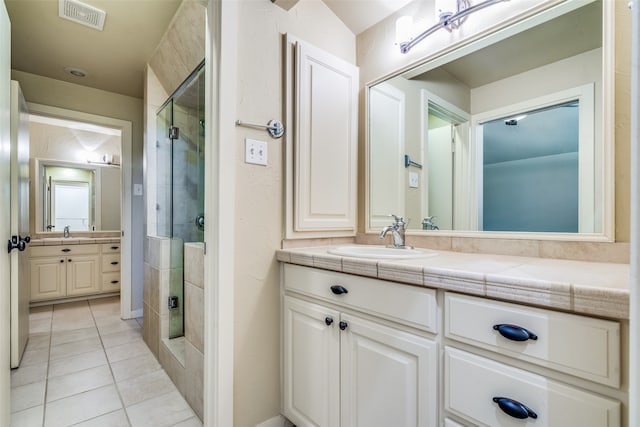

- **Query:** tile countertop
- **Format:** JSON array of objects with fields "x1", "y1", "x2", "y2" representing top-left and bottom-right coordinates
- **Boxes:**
[
  {"x1": 30, "y1": 237, "x2": 121, "y2": 246},
  {"x1": 276, "y1": 245, "x2": 630, "y2": 320}
]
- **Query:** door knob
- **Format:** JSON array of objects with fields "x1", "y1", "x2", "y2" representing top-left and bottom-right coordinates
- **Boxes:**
[{"x1": 7, "y1": 236, "x2": 25, "y2": 253}]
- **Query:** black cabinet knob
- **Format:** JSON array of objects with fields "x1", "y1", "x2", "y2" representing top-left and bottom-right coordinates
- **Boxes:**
[
  {"x1": 60, "y1": 259, "x2": 64, "y2": 263},
  {"x1": 493, "y1": 397, "x2": 538, "y2": 419},
  {"x1": 339, "y1": 321, "x2": 348, "y2": 330},
  {"x1": 493, "y1": 324, "x2": 538, "y2": 341},
  {"x1": 330, "y1": 285, "x2": 349, "y2": 295},
  {"x1": 325, "y1": 317, "x2": 334, "y2": 326}
]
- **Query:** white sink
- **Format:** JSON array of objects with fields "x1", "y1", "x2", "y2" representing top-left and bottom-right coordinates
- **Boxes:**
[{"x1": 327, "y1": 245, "x2": 437, "y2": 259}]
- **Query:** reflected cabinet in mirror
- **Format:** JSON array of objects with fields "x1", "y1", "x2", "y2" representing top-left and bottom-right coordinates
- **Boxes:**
[
  {"x1": 367, "y1": 0, "x2": 613, "y2": 239},
  {"x1": 34, "y1": 159, "x2": 122, "y2": 233}
]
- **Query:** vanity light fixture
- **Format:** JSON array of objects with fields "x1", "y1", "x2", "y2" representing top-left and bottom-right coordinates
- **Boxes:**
[{"x1": 398, "y1": 0, "x2": 509, "y2": 54}]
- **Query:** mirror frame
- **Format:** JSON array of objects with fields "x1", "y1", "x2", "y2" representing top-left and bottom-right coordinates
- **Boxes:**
[{"x1": 364, "y1": 0, "x2": 614, "y2": 242}]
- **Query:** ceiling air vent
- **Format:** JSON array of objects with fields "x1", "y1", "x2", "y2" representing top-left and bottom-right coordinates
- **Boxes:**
[{"x1": 58, "y1": 0, "x2": 106, "y2": 31}]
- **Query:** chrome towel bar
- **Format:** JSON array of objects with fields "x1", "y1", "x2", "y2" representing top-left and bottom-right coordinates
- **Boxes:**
[{"x1": 235, "y1": 119, "x2": 285, "y2": 139}]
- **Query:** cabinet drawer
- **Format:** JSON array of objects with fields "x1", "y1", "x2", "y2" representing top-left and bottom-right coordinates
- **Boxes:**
[
  {"x1": 101, "y1": 243, "x2": 121, "y2": 253},
  {"x1": 444, "y1": 347, "x2": 620, "y2": 427},
  {"x1": 284, "y1": 264, "x2": 437, "y2": 332},
  {"x1": 444, "y1": 293, "x2": 620, "y2": 387},
  {"x1": 102, "y1": 272, "x2": 121, "y2": 292},
  {"x1": 30, "y1": 244, "x2": 99, "y2": 257},
  {"x1": 102, "y1": 254, "x2": 121, "y2": 272}
]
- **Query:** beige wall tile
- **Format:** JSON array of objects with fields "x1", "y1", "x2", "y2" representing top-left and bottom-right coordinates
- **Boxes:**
[
  {"x1": 539, "y1": 241, "x2": 629, "y2": 264},
  {"x1": 452, "y1": 238, "x2": 540, "y2": 258},
  {"x1": 184, "y1": 341, "x2": 204, "y2": 420},
  {"x1": 184, "y1": 243, "x2": 204, "y2": 288},
  {"x1": 143, "y1": 262, "x2": 151, "y2": 305},
  {"x1": 149, "y1": 267, "x2": 160, "y2": 315},
  {"x1": 185, "y1": 282, "x2": 204, "y2": 354},
  {"x1": 159, "y1": 341, "x2": 186, "y2": 395}
]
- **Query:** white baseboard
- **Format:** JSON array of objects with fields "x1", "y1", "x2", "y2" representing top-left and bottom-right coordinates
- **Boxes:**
[{"x1": 255, "y1": 414, "x2": 294, "y2": 427}]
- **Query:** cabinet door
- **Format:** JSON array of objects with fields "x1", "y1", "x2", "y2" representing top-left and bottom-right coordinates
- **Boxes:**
[
  {"x1": 29, "y1": 257, "x2": 66, "y2": 301},
  {"x1": 66, "y1": 255, "x2": 100, "y2": 296},
  {"x1": 283, "y1": 296, "x2": 340, "y2": 427},
  {"x1": 293, "y1": 39, "x2": 358, "y2": 233},
  {"x1": 340, "y1": 314, "x2": 438, "y2": 427}
]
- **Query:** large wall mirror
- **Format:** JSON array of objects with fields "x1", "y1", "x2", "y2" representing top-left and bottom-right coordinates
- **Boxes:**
[
  {"x1": 367, "y1": 0, "x2": 613, "y2": 240},
  {"x1": 34, "y1": 159, "x2": 121, "y2": 233}
]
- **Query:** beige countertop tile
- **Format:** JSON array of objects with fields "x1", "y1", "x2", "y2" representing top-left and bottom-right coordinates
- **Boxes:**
[{"x1": 277, "y1": 245, "x2": 630, "y2": 319}]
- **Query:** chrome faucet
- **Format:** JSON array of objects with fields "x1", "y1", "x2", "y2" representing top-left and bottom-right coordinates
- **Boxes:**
[
  {"x1": 63, "y1": 226, "x2": 70, "y2": 238},
  {"x1": 379, "y1": 214, "x2": 412, "y2": 249}
]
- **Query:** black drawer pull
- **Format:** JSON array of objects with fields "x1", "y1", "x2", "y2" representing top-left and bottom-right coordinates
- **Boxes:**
[
  {"x1": 493, "y1": 324, "x2": 538, "y2": 341},
  {"x1": 330, "y1": 285, "x2": 348, "y2": 295},
  {"x1": 111, "y1": 280, "x2": 119, "y2": 284},
  {"x1": 493, "y1": 397, "x2": 538, "y2": 419},
  {"x1": 110, "y1": 261, "x2": 119, "y2": 265},
  {"x1": 339, "y1": 321, "x2": 348, "y2": 331},
  {"x1": 325, "y1": 317, "x2": 333, "y2": 326},
  {"x1": 61, "y1": 248, "x2": 71, "y2": 253},
  {"x1": 68, "y1": 259, "x2": 72, "y2": 262},
  {"x1": 110, "y1": 246, "x2": 119, "y2": 250}
]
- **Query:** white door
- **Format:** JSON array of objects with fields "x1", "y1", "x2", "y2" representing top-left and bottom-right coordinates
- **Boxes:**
[
  {"x1": 10, "y1": 81, "x2": 30, "y2": 368},
  {"x1": 369, "y1": 83, "x2": 405, "y2": 228},
  {"x1": 0, "y1": 1, "x2": 13, "y2": 424},
  {"x1": 427, "y1": 125, "x2": 453, "y2": 230},
  {"x1": 340, "y1": 314, "x2": 438, "y2": 427},
  {"x1": 282, "y1": 296, "x2": 340, "y2": 427}
]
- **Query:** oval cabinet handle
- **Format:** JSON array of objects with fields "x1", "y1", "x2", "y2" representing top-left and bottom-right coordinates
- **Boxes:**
[
  {"x1": 493, "y1": 324, "x2": 538, "y2": 341},
  {"x1": 61, "y1": 248, "x2": 71, "y2": 253},
  {"x1": 330, "y1": 285, "x2": 349, "y2": 295},
  {"x1": 339, "y1": 321, "x2": 348, "y2": 330},
  {"x1": 493, "y1": 397, "x2": 538, "y2": 419},
  {"x1": 110, "y1": 246, "x2": 119, "y2": 250},
  {"x1": 111, "y1": 261, "x2": 119, "y2": 265},
  {"x1": 325, "y1": 317, "x2": 334, "y2": 326},
  {"x1": 111, "y1": 280, "x2": 119, "y2": 284}
]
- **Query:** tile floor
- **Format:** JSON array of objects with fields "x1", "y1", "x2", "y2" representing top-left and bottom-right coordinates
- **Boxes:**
[{"x1": 10, "y1": 296, "x2": 202, "y2": 427}]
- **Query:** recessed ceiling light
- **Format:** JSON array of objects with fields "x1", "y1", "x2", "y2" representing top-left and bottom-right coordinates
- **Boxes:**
[{"x1": 64, "y1": 67, "x2": 88, "y2": 78}]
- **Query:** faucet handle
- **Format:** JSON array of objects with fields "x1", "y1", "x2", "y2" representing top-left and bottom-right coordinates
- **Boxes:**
[{"x1": 388, "y1": 214, "x2": 406, "y2": 225}]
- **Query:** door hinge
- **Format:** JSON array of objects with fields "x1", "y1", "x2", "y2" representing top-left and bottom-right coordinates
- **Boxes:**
[{"x1": 169, "y1": 126, "x2": 179, "y2": 140}]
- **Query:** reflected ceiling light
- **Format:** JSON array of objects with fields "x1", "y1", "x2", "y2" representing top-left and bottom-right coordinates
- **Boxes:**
[
  {"x1": 64, "y1": 67, "x2": 88, "y2": 78},
  {"x1": 398, "y1": 0, "x2": 509, "y2": 54}
]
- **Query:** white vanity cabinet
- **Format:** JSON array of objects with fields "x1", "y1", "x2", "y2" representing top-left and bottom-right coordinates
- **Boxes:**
[
  {"x1": 29, "y1": 241, "x2": 121, "y2": 302},
  {"x1": 282, "y1": 264, "x2": 438, "y2": 427},
  {"x1": 443, "y1": 293, "x2": 622, "y2": 427}
]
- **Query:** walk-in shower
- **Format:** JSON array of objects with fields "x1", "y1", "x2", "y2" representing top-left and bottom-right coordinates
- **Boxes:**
[{"x1": 156, "y1": 62, "x2": 205, "y2": 338}]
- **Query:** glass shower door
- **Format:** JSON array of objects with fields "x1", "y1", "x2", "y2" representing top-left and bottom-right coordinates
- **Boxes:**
[{"x1": 156, "y1": 64, "x2": 205, "y2": 339}]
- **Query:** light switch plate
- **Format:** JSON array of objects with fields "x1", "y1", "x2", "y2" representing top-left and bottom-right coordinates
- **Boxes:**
[
  {"x1": 409, "y1": 172, "x2": 419, "y2": 188},
  {"x1": 245, "y1": 138, "x2": 268, "y2": 166}
]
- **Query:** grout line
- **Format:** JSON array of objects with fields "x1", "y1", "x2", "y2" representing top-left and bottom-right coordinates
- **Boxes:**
[
  {"x1": 41, "y1": 304, "x2": 54, "y2": 427},
  {"x1": 89, "y1": 298, "x2": 134, "y2": 427}
]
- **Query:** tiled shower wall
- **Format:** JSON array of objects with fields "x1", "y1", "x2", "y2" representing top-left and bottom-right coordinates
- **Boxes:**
[{"x1": 143, "y1": 237, "x2": 204, "y2": 419}]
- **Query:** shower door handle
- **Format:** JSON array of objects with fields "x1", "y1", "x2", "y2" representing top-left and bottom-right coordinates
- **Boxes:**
[{"x1": 195, "y1": 214, "x2": 205, "y2": 231}]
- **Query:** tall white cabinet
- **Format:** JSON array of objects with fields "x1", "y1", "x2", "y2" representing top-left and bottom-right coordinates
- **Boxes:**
[{"x1": 285, "y1": 36, "x2": 358, "y2": 239}]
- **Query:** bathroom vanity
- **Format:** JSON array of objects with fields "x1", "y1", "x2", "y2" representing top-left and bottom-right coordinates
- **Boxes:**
[
  {"x1": 28, "y1": 237, "x2": 121, "y2": 303},
  {"x1": 278, "y1": 246, "x2": 628, "y2": 427}
]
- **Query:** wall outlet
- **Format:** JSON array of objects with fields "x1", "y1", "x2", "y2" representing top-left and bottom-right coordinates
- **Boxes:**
[
  {"x1": 133, "y1": 183, "x2": 143, "y2": 196},
  {"x1": 245, "y1": 138, "x2": 268, "y2": 166},
  {"x1": 409, "y1": 171, "x2": 419, "y2": 188}
]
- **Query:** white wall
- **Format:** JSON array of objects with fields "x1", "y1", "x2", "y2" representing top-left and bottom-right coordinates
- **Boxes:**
[{"x1": 233, "y1": 1, "x2": 355, "y2": 425}]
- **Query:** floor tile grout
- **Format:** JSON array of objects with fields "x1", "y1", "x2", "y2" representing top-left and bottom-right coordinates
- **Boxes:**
[{"x1": 12, "y1": 297, "x2": 200, "y2": 427}]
